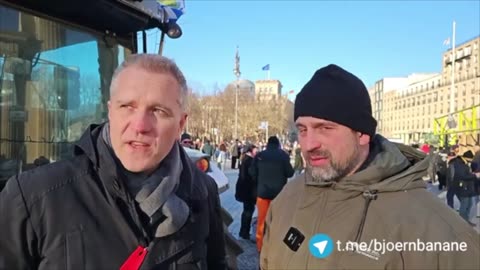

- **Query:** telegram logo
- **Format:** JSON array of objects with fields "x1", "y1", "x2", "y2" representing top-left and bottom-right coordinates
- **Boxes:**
[{"x1": 308, "y1": 234, "x2": 334, "y2": 259}]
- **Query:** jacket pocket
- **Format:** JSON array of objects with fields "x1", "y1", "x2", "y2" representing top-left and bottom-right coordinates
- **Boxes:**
[
  {"x1": 65, "y1": 230, "x2": 85, "y2": 270},
  {"x1": 173, "y1": 260, "x2": 202, "y2": 270}
]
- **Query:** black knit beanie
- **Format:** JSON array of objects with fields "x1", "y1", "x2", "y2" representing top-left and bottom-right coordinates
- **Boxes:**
[
  {"x1": 463, "y1": 150, "x2": 474, "y2": 159},
  {"x1": 294, "y1": 64, "x2": 377, "y2": 138}
]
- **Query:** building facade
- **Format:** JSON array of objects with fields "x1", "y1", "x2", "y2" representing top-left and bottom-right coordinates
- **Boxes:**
[
  {"x1": 369, "y1": 36, "x2": 480, "y2": 146},
  {"x1": 255, "y1": 79, "x2": 283, "y2": 101}
]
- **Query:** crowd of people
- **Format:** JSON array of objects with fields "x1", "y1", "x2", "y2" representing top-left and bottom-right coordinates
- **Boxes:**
[
  {"x1": 180, "y1": 132, "x2": 298, "y2": 170},
  {"x1": 423, "y1": 144, "x2": 480, "y2": 225}
]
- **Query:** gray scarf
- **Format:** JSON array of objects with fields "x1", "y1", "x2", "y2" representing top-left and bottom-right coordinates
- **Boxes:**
[{"x1": 101, "y1": 124, "x2": 190, "y2": 237}]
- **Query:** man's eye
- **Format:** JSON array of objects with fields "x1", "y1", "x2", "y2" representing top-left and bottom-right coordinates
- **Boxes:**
[
  {"x1": 154, "y1": 108, "x2": 168, "y2": 115},
  {"x1": 120, "y1": 104, "x2": 133, "y2": 109}
]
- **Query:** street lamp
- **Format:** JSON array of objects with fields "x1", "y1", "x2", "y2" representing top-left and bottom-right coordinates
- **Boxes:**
[
  {"x1": 233, "y1": 46, "x2": 241, "y2": 139},
  {"x1": 158, "y1": 8, "x2": 183, "y2": 56}
]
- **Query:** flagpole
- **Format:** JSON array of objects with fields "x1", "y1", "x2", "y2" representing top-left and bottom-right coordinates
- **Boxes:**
[
  {"x1": 267, "y1": 70, "x2": 270, "y2": 80},
  {"x1": 449, "y1": 21, "x2": 456, "y2": 117},
  {"x1": 234, "y1": 46, "x2": 241, "y2": 140}
]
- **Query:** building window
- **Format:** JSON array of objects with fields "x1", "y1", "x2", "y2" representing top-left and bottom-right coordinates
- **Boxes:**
[
  {"x1": 0, "y1": 5, "x2": 131, "y2": 180},
  {"x1": 465, "y1": 46, "x2": 472, "y2": 56}
]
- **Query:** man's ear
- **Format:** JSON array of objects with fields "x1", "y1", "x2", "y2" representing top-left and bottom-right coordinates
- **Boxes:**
[
  {"x1": 358, "y1": 132, "x2": 370, "y2": 146},
  {"x1": 107, "y1": 100, "x2": 111, "y2": 120},
  {"x1": 179, "y1": 113, "x2": 188, "y2": 134}
]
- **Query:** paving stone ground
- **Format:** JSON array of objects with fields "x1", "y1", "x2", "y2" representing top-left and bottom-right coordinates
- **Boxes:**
[{"x1": 220, "y1": 168, "x2": 259, "y2": 270}]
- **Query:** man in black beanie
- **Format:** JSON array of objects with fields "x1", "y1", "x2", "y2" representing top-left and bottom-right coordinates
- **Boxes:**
[
  {"x1": 260, "y1": 64, "x2": 480, "y2": 270},
  {"x1": 249, "y1": 136, "x2": 294, "y2": 251}
]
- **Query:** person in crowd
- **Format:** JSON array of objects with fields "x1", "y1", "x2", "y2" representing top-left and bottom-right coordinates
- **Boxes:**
[
  {"x1": 449, "y1": 150, "x2": 480, "y2": 225},
  {"x1": 249, "y1": 136, "x2": 294, "y2": 252},
  {"x1": 230, "y1": 139, "x2": 239, "y2": 169},
  {"x1": 180, "y1": 132, "x2": 194, "y2": 149},
  {"x1": 293, "y1": 145, "x2": 304, "y2": 176},
  {"x1": 436, "y1": 150, "x2": 448, "y2": 190},
  {"x1": 235, "y1": 144, "x2": 258, "y2": 240},
  {"x1": 217, "y1": 143, "x2": 228, "y2": 171},
  {"x1": 471, "y1": 145, "x2": 480, "y2": 215},
  {"x1": 472, "y1": 145, "x2": 480, "y2": 173},
  {"x1": 446, "y1": 150, "x2": 461, "y2": 209},
  {"x1": 201, "y1": 139, "x2": 215, "y2": 160},
  {"x1": 427, "y1": 146, "x2": 438, "y2": 183}
]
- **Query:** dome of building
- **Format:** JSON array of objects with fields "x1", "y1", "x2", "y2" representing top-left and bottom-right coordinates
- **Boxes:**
[{"x1": 225, "y1": 79, "x2": 255, "y2": 93}]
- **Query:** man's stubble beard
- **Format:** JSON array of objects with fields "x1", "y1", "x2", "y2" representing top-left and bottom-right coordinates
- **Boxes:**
[{"x1": 306, "y1": 143, "x2": 361, "y2": 183}]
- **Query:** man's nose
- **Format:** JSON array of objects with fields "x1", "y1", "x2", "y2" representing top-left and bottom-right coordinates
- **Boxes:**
[
  {"x1": 301, "y1": 132, "x2": 322, "y2": 152},
  {"x1": 131, "y1": 110, "x2": 153, "y2": 134}
]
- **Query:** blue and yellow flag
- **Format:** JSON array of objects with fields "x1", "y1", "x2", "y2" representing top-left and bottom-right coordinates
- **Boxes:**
[{"x1": 157, "y1": 0, "x2": 185, "y2": 22}]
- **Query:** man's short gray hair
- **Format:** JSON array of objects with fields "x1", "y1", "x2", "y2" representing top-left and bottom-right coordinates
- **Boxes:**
[{"x1": 110, "y1": 54, "x2": 188, "y2": 110}]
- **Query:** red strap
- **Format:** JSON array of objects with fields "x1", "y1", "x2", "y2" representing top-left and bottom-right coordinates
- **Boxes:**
[{"x1": 120, "y1": 246, "x2": 148, "y2": 270}]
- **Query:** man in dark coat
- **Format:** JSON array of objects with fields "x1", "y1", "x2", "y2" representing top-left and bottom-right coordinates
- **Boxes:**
[
  {"x1": 235, "y1": 144, "x2": 258, "y2": 240},
  {"x1": 249, "y1": 136, "x2": 294, "y2": 251},
  {"x1": 449, "y1": 150, "x2": 480, "y2": 225},
  {"x1": 436, "y1": 152, "x2": 448, "y2": 190},
  {"x1": 0, "y1": 54, "x2": 226, "y2": 270}
]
